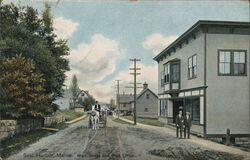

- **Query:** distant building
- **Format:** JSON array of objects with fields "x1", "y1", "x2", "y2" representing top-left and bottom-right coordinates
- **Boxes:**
[
  {"x1": 154, "y1": 20, "x2": 250, "y2": 138},
  {"x1": 131, "y1": 83, "x2": 158, "y2": 118},
  {"x1": 53, "y1": 89, "x2": 90, "y2": 110},
  {"x1": 118, "y1": 94, "x2": 133, "y2": 113}
]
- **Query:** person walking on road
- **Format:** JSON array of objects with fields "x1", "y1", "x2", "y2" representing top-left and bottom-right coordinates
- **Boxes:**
[
  {"x1": 175, "y1": 110, "x2": 184, "y2": 138},
  {"x1": 184, "y1": 112, "x2": 192, "y2": 139}
]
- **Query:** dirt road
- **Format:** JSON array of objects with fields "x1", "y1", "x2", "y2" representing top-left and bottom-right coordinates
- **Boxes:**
[{"x1": 7, "y1": 116, "x2": 249, "y2": 160}]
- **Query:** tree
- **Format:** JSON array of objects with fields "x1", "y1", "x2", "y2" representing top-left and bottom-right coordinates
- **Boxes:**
[
  {"x1": 70, "y1": 75, "x2": 79, "y2": 107},
  {"x1": 0, "y1": 55, "x2": 51, "y2": 119},
  {"x1": 81, "y1": 95, "x2": 96, "y2": 111},
  {"x1": 0, "y1": 1, "x2": 70, "y2": 101}
]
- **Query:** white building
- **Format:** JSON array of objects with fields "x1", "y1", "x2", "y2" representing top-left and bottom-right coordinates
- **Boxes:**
[{"x1": 53, "y1": 89, "x2": 90, "y2": 110}]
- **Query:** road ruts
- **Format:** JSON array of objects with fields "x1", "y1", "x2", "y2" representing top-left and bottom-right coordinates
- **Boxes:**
[
  {"x1": 6, "y1": 116, "x2": 248, "y2": 160},
  {"x1": 79, "y1": 126, "x2": 132, "y2": 160}
]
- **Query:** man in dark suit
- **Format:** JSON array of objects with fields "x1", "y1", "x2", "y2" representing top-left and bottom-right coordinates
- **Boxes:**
[
  {"x1": 184, "y1": 112, "x2": 192, "y2": 139},
  {"x1": 175, "y1": 110, "x2": 184, "y2": 138},
  {"x1": 95, "y1": 101, "x2": 101, "y2": 113}
]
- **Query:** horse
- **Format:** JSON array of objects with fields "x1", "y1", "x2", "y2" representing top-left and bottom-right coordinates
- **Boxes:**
[{"x1": 90, "y1": 109, "x2": 99, "y2": 130}]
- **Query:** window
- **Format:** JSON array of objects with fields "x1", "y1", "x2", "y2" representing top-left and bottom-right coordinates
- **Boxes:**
[
  {"x1": 188, "y1": 55, "x2": 197, "y2": 79},
  {"x1": 161, "y1": 71, "x2": 164, "y2": 86},
  {"x1": 184, "y1": 97, "x2": 200, "y2": 123},
  {"x1": 218, "y1": 50, "x2": 246, "y2": 76},
  {"x1": 146, "y1": 94, "x2": 150, "y2": 99},
  {"x1": 219, "y1": 51, "x2": 231, "y2": 74},
  {"x1": 145, "y1": 108, "x2": 148, "y2": 112},
  {"x1": 123, "y1": 104, "x2": 126, "y2": 108},
  {"x1": 233, "y1": 51, "x2": 246, "y2": 75},
  {"x1": 172, "y1": 63, "x2": 180, "y2": 82},
  {"x1": 162, "y1": 60, "x2": 180, "y2": 90},
  {"x1": 192, "y1": 98, "x2": 200, "y2": 122},
  {"x1": 164, "y1": 63, "x2": 170, "y2": 83},
  {"x1": 160, "y1": 99, "x2": 167, "y2": 117}
]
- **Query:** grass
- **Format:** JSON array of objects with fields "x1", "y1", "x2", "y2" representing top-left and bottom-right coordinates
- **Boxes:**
[
  {"x1": 113, "y1": 118, "x2": 132, "y2": 125},
  {"x1": 57, "y1": 110, "x2": 85, "y2": 122},
  {"x1": 123, "y1": 116, "x2": 165, "y2": 127},
  {"x1": 0, "y1": 130, "x2": 53, "y2": 158}
]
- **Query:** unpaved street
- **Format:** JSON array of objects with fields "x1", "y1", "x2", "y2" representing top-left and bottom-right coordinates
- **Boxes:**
[{"x1": 7, "y1": 117, "x2": 249, "y2": 160}]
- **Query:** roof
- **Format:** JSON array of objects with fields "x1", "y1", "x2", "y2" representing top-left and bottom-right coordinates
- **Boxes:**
[
  {"x1": 153, "y1": 20, "x2": 250, "y2": 62},
  {"x1": 119, "y1": 94, "x2": 134, "y2": 103},
  {"x1": 77, "y1": 90, "x2": 90, "y2": 98},
  {"x1": 137, "y1": 88, "x2": 158, "y2": 100}
]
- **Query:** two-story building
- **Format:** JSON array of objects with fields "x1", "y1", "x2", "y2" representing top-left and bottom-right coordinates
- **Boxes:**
[
  {"x1": 154, "y1": 20, "x2": 250, "y2": 138},
  {"x1": 131, "y1": 83, "x2": 158, "y2": 118}
]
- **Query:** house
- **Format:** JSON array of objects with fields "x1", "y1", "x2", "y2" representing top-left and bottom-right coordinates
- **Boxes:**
[
  {"x1": 53, "y1": 89, "x2": 90, "y2": 110},
  {"x1": 117, "y1": 93, "x2": 133, "y2": 114},
  {"x1": 154, "y1": 20, "x2": 250, "y2": 138},
  {"x1": 131, "y1": 82, "x2": 158, "y2": 118}
]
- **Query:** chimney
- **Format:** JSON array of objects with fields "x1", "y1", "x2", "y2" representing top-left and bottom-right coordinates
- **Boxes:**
[{"x1": 143, "y1": 82, "x2": 148, "y2": 90}]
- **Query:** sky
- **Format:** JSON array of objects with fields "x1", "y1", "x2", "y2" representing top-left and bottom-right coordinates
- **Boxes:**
[{"x1": 4, "y1": 0, "x2": 250, "y2": 102}]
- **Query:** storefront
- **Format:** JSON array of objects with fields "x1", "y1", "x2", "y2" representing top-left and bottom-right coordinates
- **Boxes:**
[{"x1": 159, "y1": 87, "x2": 205, "y2": 135}]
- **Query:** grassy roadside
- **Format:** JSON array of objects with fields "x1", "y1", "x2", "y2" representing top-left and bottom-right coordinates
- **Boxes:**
[
  {"x1": 56, "y1": 110, "x2": 85, "y2": 122},
  {"x1": 123, "y1": 116, "x2": 165, "y2": 127},
  {"x1": 1, "y1": 110, "x2": 85, "y2": 159}
]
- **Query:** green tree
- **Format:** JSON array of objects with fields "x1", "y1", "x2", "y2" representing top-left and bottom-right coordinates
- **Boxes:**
[
  {"x1": 70, "y1": 75, "x2": 79, "y2": 107},
  {"x1": 81, "y1": 95, "x2": 96, "y2": 111},
  {"x1": 0, "y1": 55, "x2": 51, "y2": 119},
  {"x1": 0, "y1": 1, "x2": 70, "y2": 101}
]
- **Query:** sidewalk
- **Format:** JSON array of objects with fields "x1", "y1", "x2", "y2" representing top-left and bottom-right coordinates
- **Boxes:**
[{"x1": 114, "y1": 116, "x2": 250, "y2": 157}]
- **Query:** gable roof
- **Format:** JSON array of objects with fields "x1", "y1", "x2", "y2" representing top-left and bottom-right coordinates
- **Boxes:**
[
  {"x1": 153, "y1": 20, "x2": 250, "y2": 62},
  {"x1": 137, "y1": 88, "x2": 158, "y2": 100},
  {"x1": 119, "y1": 94, "x2": 134, "y2": 103}
]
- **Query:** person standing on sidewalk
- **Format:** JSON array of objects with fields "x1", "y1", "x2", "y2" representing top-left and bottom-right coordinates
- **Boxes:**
[
  {"x1": 175, "y1": 110, "x2": 184, "y2": 138},
  {"x1": 184, "y1": 112, "x2": 192, "y2": 139}
]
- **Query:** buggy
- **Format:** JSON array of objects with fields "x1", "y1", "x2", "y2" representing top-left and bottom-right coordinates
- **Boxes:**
[{"x1": 88, "y1": 110, "x2": 107, "y2": 128}]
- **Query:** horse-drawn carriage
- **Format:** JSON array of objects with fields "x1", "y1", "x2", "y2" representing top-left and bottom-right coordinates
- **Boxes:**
[{"x1": 88, "y1": 104, "x2": 107, "y2": 129}]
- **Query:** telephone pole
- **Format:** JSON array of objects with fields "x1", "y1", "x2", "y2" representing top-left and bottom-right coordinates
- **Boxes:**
[
  {"x1": 129, "y1": 58, "x2": 141, "y2": 125},
  {"x1": 115, "y1": 80, "x2": 121, "y2": 119}
]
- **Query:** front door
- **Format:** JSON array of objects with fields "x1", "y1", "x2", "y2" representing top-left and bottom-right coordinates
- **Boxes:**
[{"x1": 173, "y1": 99, "x2": 183, "y2": 123}]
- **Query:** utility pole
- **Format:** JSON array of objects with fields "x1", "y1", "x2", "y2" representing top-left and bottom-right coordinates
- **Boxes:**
[
  {"x1": 129, "y1": 58, "x2": 141, "y2": 125},
  {"x1": 116, "y1": 80, "x2": 121, "y2": 119}
]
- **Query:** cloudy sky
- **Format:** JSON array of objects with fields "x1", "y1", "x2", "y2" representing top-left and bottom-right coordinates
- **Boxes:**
[{"x1": 6, "y1": 0, "x2": 250, "y2": 102}]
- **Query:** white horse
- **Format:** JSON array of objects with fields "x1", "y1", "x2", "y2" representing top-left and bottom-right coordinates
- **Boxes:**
[{"x1": 90, "y1": 109, "x2": 99, "y2": 130}]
